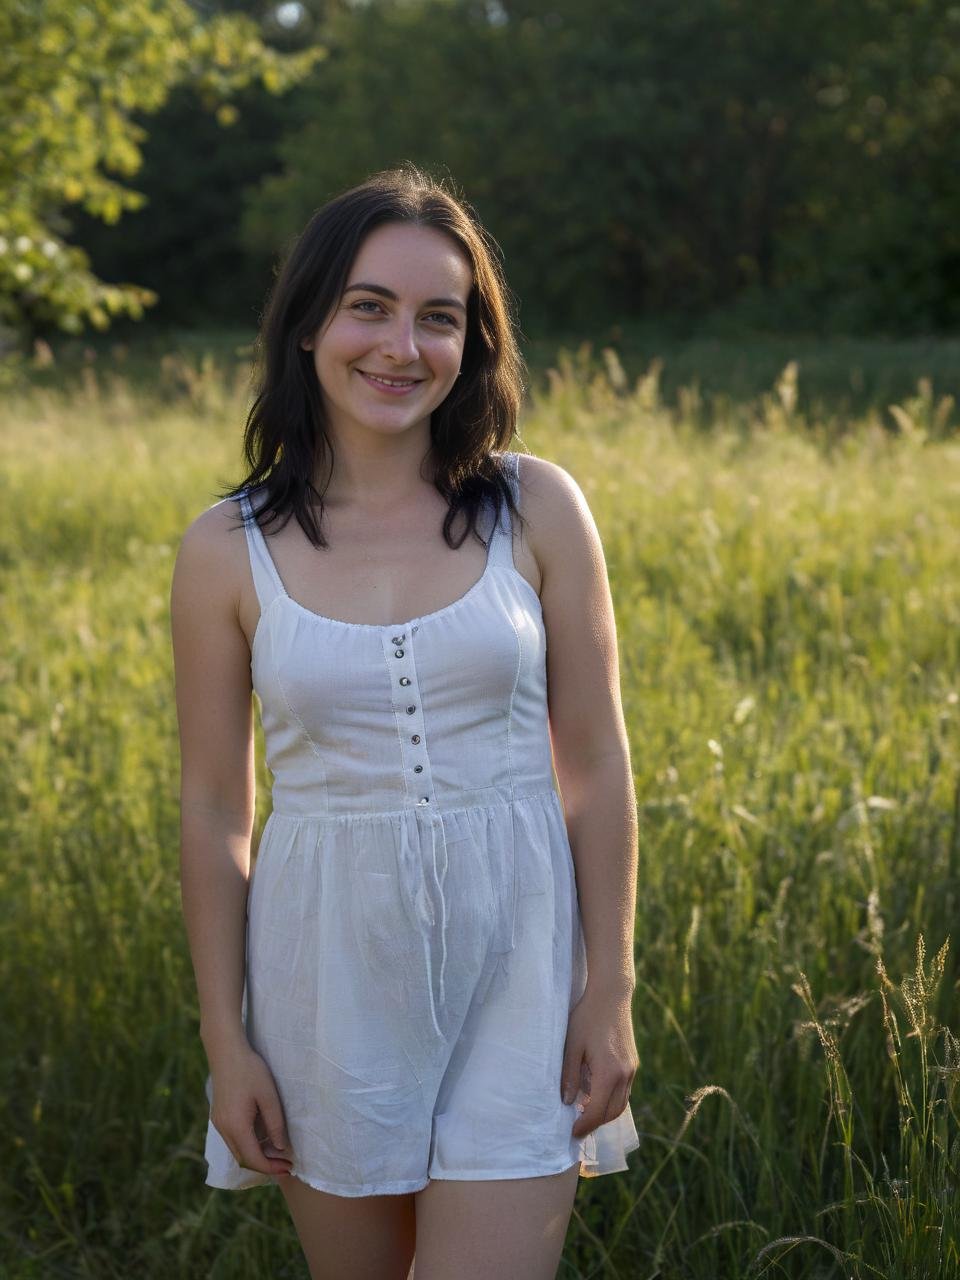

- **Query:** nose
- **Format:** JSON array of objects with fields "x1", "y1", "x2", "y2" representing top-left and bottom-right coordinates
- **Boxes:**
[{"x1": 379, "y1": 314, "x2": 420, "y2": 365}]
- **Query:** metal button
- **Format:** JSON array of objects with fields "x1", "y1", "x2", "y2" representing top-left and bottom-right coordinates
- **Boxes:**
[
  {"x1": 418, "y1": 797, "x2": 429, "y2": 804},
  {"x1": 399, "y1": 677, "x2": 411, "y2": 686},
  {"x1": 414, "y1": 765, "x2": 423, "y2": 773},
  {"x1": 394, "y1": 649, "x2": 404, "y2": 658},
  {"x1": 392, "y1": 635, "x2": 405, "y2": 645},
  {"x1": 411, "y1": 734, "x2": 420, "y2": 744},
  {"x1": 406, "y1": 705, "x2": 416, "y2": 714}
]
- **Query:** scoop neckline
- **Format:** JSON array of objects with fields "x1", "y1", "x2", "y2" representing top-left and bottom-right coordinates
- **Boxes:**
[
  {"x1": 244, "y1": 488, "x2": 504, "y2": 631},
  {"x1": 249, "y1": 561, "x2": 543, "y2": 664},
  {"x1": 277, "y1": 547, "x2": 496, "y2": 631}
]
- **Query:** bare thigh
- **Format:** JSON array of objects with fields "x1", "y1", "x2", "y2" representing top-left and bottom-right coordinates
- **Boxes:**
[
  {"x1": 411, "y1": 1161, "x2": 581, "y2": 1280},
  {"x1": 277, "y1": 1173, "x2": 418, "y2": 1280}
]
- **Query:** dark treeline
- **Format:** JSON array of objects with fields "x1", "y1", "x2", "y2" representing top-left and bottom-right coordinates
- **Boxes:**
[{"x1": 74, "y1": 0, "x2": 960, "y2": 339}]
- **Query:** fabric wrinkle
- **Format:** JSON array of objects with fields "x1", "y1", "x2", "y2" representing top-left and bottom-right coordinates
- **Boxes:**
[
  {"x1": 430, "y1": 810, "x2": 448, "y2": 1034},
  {"x1": 200, "y1": 450, "x2": 641, "y2": 1195}
]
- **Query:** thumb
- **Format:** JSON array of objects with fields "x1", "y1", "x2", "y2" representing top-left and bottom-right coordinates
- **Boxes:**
[
  {"x1": 560, "y1": 1042, "x2": 584, "y2": 1106},
  {"x1": 258, "y1": 1094, "x2": 290, "y2": 1151}
]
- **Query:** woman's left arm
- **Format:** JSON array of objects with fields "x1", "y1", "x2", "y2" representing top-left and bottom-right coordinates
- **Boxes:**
[{"x1": 520, "y1": 454, "x2": 640, "y2": 1138}]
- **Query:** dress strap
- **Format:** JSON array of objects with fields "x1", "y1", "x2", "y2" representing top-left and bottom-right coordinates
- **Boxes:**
[
  {"x1": 485, "y1": 450, "x2": 521, "y2": 569},
  {"x1": 502, "y1": 448, "x2": 521, "y2": 507},
  {"x1": 237, "y1": 487, "x2": 287, "y2": 612}
]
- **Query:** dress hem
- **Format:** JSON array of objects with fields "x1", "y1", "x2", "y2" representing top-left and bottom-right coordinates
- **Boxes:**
[
  {"x1": 205, "y1": 1145, "x2": 637, "y2": 1196},
  {"x1": 428, "y1": 1156, "x2": 583, "y2": 1182},
  {"x1": 205, "y1": 1168, "x2": 434, "y2": 1197}
]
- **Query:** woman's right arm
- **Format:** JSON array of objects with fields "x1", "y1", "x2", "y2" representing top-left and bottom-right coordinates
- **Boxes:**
[{"x1": 170, "y1": 502, "x2": 292, "y2": 1176}]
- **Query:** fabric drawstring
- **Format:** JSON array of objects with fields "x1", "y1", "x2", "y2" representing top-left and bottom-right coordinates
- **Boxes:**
[
  {"x1": 427, "y1": 809, "x2": 449, "y2": 1038},
  {"x1": 400, "y1": 802, "x2": 520, "y2": 1037},
  {"x1": 397, "y1": 807, "x2": 450, "y2": 1041}
]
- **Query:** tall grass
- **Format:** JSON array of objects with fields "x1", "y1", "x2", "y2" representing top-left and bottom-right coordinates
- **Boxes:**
[{"x1": 1, "y1": 344, "x2": 958, "y2": 1277}]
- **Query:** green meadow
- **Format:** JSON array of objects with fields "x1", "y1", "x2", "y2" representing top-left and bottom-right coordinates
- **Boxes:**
[{"x1": 2, "y1": 339, "x2": 959, "y2": 1278}]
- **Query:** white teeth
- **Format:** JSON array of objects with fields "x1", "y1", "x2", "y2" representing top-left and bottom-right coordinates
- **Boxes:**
[{"x1": 364, "y1": 373, "x2": 416, "y2": 387}]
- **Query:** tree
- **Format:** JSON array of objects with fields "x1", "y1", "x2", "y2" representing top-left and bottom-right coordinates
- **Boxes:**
[
  {"x1": 239, "y1": 0, "x2": 960, "y2": 337},
  {"x1": 238, "y1": 0, "x2": 830, "y2": 331},
  {"x1": 0, "y1": 0, "x2": 325, "y2": 353}
]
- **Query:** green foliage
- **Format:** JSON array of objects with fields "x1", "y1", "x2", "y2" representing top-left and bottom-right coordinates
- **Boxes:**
[
  {"x1": 0, "y1": 0, "x2": 324, "y2": 352},
  {"x1": 769, "y1": 1, "x2": 960, "y2": 331},
  {"x1": 11, "y1": 0, "x2": 960, "y2": 345},
  {"x1": 65, "y1": 76, "x2": 303, "y2": 333},
  {"x1": 2, "y1": 341, "x2": 960, "y2": 1275},
  {"x1": 8, "y1": 1, "x2": 960, "y2": 348},
  {"x1": 237, "y1": 0, "x2": 960, "y2": 336}
]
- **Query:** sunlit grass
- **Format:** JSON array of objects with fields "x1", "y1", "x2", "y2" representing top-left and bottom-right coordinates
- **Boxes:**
[{"x1": 2, "y1": 344, "x2": 959, "y2": 1277}]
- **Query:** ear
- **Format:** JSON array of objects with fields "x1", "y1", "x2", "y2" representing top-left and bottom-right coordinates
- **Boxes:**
[{"x1": 300, "y1": 337, "x2": 313, "y2": 351}]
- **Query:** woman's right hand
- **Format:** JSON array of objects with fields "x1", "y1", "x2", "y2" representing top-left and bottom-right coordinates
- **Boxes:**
[{"x1": 208, "y1": 1041, "x2": 295, "y2": 1177}]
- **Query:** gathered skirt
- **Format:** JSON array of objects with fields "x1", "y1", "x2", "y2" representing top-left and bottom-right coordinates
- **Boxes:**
[{"x1": 203, "y1": 788, "x2": 641, "y2": 1196}]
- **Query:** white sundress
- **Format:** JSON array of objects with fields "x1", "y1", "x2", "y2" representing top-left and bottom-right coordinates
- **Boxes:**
[{"x1": 202, "y1": 449, "x2": 641, "y2": 1196}]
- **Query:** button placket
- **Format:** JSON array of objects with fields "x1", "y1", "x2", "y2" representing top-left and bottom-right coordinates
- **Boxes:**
[
  {"x1": 381, "y1": 624, "x2": 434, "y2": 806},
  {"x1": 381, "y1": 621, "x2": 450, "y2": 1039}
]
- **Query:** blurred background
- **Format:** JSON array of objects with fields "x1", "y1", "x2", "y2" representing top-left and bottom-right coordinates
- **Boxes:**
[
  {"x1": 3, "y1": 4, "x2": 960, "y2": 1278},
  {"x1": 5, "y1": 0, "x2": 960, "y2": 400}
]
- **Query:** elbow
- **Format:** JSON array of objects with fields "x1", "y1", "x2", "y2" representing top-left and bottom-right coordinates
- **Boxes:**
[{"x1": 553, "y1": 742, "x2": 634, "y2": 811}]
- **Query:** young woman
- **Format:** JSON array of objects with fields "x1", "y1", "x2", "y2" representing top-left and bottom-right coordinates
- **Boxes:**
[{"x1": 171, "y1": 166, "x2": 640, "y2": 1280}]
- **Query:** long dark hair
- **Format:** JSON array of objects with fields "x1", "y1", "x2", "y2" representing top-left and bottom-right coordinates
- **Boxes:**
[{"x1": 218, "y1": 164, "x2": 527, "y2": 550}]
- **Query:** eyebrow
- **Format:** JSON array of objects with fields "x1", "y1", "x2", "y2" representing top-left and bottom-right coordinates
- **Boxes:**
[{"x1": 343, "y1": 282, "x2": 467, "y2": 313}]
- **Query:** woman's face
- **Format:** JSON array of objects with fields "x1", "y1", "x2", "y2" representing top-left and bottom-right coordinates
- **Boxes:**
[{"x1": 301, "y1": 221, "x2": 472, "y2": 444}]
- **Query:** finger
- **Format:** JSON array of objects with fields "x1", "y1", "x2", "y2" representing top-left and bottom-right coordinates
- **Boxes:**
[
  {"x1": 236, "y1": 1129, "x2": 293, "y2": 1177},
  {"x1": 256, "y1": 1094, "x2": 292, "y2": 1155},
  {"x1": 572, "y1": 1070, "x2": 634, "y2": 1139},
  {"x1": 252, "y1": 1109, "x2": 294, "y2": 1169},
  {"x1": 560, "y1": 1044, "x2": 585, "y2": 1105},
  {"x1": 562, "y1": 1057, "x2": 594, "y2": 1113},
  {"x1": 571, "y1": 1084, "x2": 614, "y2": 1140},
  {"x1": 607, "y1": 1082, "x2": 631, "y2": 1119},
  {"x1": 260, "y1": 1139, "x2": 293, "y2": 1163},
  {"x1": 571, "y1": 1097, "x2": 598, "y2": 1139}
]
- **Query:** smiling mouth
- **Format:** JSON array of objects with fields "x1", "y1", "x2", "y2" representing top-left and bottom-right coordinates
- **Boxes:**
[{"x1": 358, "y1": 371, "x2": 423, "y2": 388}]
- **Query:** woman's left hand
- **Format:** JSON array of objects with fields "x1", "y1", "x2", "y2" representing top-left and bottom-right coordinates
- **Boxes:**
[{"x1": 560, "y1": 982, "x2": 639, "y2": 1140}]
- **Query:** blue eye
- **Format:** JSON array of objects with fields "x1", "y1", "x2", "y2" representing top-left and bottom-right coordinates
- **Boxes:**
[
  {"x1": 427, "y1": 312, "x2": 458, "y2": 327},
  {"x1": 351, "y1": 300, "x2": 382, "y2": 314}
]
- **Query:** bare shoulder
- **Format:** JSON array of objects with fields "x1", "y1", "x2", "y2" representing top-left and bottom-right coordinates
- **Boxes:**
[
  {"x1": 514, "y1": 451, "x2": 590, "y2": 514},
  {"x1": 513, "y1": 451, "x2": 603, "y2": 589},
  {"x1": 171, "y1": 494, "x2": 246, "y2": 625},
  {"x1": 180, "y1": 491, "x2": 245, "y2": 546},
  {"x1": 170, "y1": 494, "x2": 255, "y2": 810}
]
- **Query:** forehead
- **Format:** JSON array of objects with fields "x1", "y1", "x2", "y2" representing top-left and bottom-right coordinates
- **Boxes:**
[{"x1": 348, "y1": 222, "x2": 473, "y2": 298}]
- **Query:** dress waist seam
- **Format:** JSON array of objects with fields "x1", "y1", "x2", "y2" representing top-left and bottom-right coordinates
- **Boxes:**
[{"x1": 267, "y1": 785, "x2": 560, "y2": 823}]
